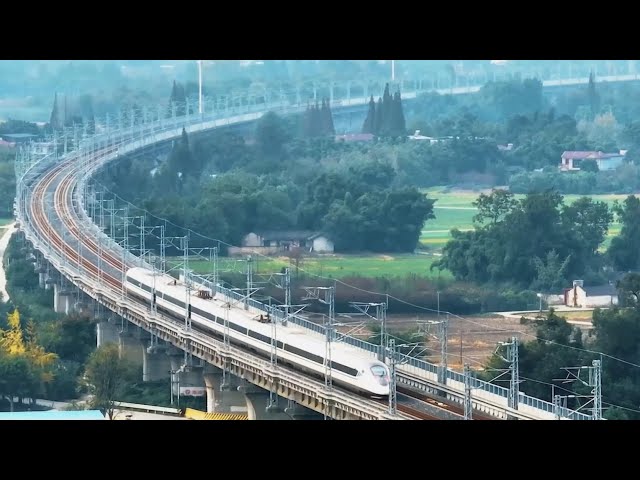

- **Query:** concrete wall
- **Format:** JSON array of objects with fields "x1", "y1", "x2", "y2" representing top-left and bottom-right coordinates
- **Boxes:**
[
  {"x1": 242, "y1": 232, "x2": 261, "y2": 247},
  {"x1": 583, "y1": 294, "x2": 618, "y2": 308},
  {"x1": 597, "y1": 156, "x2": 624, "y2": 171},
  {"x1": 569, "y1": 286, "x2": 618, "y2": 307},
  {"x1": 312, "y1": 236, "x2": 334, "y2": 253},
  {"x1": 544, "y1": 294, "x2": 565, "y2": 306}
]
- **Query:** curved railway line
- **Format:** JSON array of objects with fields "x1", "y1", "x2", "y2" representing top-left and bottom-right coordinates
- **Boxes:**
[
  {"x1": 25, "y1": 141, "x2": 482, "y2": 420},
  {"x1": 16, "y1": 77, "x2": 624, "y2": 420}
]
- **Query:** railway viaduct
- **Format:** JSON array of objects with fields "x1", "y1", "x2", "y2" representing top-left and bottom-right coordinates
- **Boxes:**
[{"x1": 13, "y1": 69, "x2": 631, "y2": 420}]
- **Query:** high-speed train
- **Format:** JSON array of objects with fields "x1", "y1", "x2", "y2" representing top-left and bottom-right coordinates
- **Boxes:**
[{"x1": 124, "y1": 267, "x2": 390, "y2": 397}]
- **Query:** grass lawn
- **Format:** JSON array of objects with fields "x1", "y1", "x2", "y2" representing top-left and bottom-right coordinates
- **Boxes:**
[
  {"x1": 168, "y1": 253, "x2": 453, "y2": 280},
  {"x1": 556, "y1": 310, "x2": 594, "y2": 322},
  {"x1": 421, "y1": 187, "x2": 627, "y2": 252}
]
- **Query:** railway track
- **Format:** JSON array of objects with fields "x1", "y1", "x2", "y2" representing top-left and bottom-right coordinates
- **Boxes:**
[
  {"x1": 31, "y1": 145, "x2": 126, "y2": 291},
  {"x1": 26, "y1": 139, "x2": 500, "y2": 421},
  {"x1": 396, "y1": 384, "x2": 493, "y2": 420}
]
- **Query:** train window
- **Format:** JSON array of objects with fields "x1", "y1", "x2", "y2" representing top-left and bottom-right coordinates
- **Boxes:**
[{"x1": 370, "y1": 365, "x2": 389, "y2": 386}]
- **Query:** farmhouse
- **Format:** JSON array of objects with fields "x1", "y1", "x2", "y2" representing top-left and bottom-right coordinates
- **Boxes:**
[
  {"x1": 335, "y1": 133, "x2": 374, "y2": 143},
  {"x1": 563, "y1": 280, "x2": 618, "y2": 308},
  {"x1": 231, "y1": 230, "x2": 334, "y2": 255},
  {"x1": 559, "y1": 150, "x2": 626, "y2": 172}
]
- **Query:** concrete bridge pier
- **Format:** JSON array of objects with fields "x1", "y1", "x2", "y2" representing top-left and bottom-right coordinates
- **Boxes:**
[
  {"x1": 118, "y1": 324, "x2": 144, "y2": 366},
  {"x1": 53, "y1": 283, "x2": 73, "y2": 314},
  {"x1": 284, "y1": 399, "x2": 324, "y2": 420},
  {"x1": 142, "y1": 342, "x2": 171, "y2": 382},
  {"x1": 71, "y1": 291, "x2": 92, "y2": 316},
  {"x1": 167, "y1": 348, "x2": 205, "y2": 400},
  {"x1": 35, "y1": 259, "x2": 48, "y2": 289},
  {"x1": 44, "y1": 270, "x2": 58, "y2": 291},
  {"x1": 202, "y1": 365, "x2": 246, "y2": 413},
  {"x1": 238, "y1": 382, "x2": 292, "y2": 420},
  {"x1": 96, "y1": 317, "x2": 120, "y2": 347}
]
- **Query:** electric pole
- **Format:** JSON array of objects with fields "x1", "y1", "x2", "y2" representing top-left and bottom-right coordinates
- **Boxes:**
[
  {"x1": 495, "y1": 336, "x2": 520, "y2": 411},
  {"x1": 464, "y1": 363, "x2": 473, "y2": 420},
  {"x1": 350, "y1": 301, "x2": 387, "y2": 362},
  {"x1": 388, "y1": 339, "x2": 397, "y2": 416}
]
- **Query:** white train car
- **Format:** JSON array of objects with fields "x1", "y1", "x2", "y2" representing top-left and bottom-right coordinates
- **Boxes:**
[{"x1": 125, "y1": 267, "x2": 390, "y2": 397}]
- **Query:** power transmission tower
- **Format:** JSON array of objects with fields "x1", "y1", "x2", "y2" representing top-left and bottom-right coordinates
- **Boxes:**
[{"x1": 554, "y1": 359, "x2": 603, "y2": 420}]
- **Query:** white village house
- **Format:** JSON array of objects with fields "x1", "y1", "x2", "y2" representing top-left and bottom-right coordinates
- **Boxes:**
[
  {"x1": 559, "y1": 150, "x2": 627, "y2": 172},
  {"x1": 228, "y1": 230, "x2": 334, "y2": 256},
  {"x1": 563, "y1": 280, "x2": 618, "y2": 308}
]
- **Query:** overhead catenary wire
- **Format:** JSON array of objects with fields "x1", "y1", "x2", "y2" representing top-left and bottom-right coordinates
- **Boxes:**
[{"x1": 90, "y1": 163, "x2": 640, "y2": 372}]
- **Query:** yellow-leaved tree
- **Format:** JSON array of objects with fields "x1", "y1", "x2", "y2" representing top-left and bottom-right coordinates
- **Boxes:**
[
  {"x1": 25, "y1": 319, "x2": 58, "y2": 385},
  {"x1": 0, "y1": 309, "x2": 58, "y2": 406},
  {"x1": 0, "y1": 309, "x2": 27, "y2": 355}
]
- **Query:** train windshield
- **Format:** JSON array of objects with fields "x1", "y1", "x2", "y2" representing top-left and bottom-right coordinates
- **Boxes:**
[{"x1": 370, "y1": 365, "x2": 389, "y2": 386}]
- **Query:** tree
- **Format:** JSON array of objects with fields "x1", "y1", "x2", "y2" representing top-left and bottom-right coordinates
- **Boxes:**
[
  {"x1": 580, "y1": 159, "x2": 599, "y2": 172},
  {"x1": 362, "y1": 96, "x2": 376, "y2": 134},
  {"x1": 531, "y1": 250, "x2": 571, "y2": 292},
  {"x1": 255, "y1": 111, "x2": 290, "y2": 157},
  {"x1": 391, "y1": 90, "x2": 406, "y2": 137},
  {"x1": 608, "y1": 196, "x2": 640, "y2": 270},
  {"x1": 472, "y1": 189, "x2": 517, "y2": 225},
  {"x1": 84, "y1": 344, "x2": 128, "y2": 420},
  {"x1": 588, "y1": 71, "x2": 600, "y2": 117},
  {"x1": 0, "y1": 309, "x2": 57, "y2": 409},
  {"x1": 0, "y1": 310, "x2": 26, "y2": 355},
  {"x1": 616, "y1": 272, "x2": 640, "y2": 307}
]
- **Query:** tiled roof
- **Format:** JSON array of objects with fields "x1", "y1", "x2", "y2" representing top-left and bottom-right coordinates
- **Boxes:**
[{"x1": 562, "y1": 151, "x2": 624, "y2": 160}]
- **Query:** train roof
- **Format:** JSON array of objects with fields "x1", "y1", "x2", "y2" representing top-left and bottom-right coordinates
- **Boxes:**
[{"x1": 126, "y1": 267, "x2": 382, "y2": 365}]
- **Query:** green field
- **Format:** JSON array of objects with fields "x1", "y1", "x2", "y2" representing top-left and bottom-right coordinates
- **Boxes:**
[
  {"x1": 168, "y1": 254, "x2": 452, "y2": 280},
  {"x1": 167, "y1": 188, "x2": 631, "y2": 280},
  {"x1": 421, "y1": 187, "x2": 628, "y2": 251}
]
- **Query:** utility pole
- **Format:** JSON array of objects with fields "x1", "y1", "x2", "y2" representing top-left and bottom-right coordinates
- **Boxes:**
[
  {"x1": 302, "y1": 285, "x2": 336, "y2": 418},
  {"x1": 245, "y1": 255, "x2": 253, "y2": 310},
  {"x1": 496, "y1": 336, "x2": 520, "y2": 410},
  {"x1": 440, "y1": 314, "x2": 449, "y2": 384},
  {"x1": 556, "y1": 359, "x2": 603, "y2": 420},
  {"x1": 350, "y1": 301, "x2": 387, "y2": 362},
  {"x1": 592, "y1": 359, "x2": 602, "y2": 420},
  {"x1": 267, "y1": 304, "x2": 280, "y2": 413},
  {"x1": 463, "y1": 363, "x2": 473, "y2": 420},
  {"x1": 416, "y1": 317, "x2": 448, "y2": 384},
  {"x1": 388, "y1": 339, "x2": 397, "y2": 416},
  {"x1": 553, "y1": 394, "x2": 562, "y2": 420}
]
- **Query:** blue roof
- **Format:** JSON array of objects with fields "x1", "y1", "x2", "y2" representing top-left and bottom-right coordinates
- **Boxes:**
[{"x1": 0, "y1": 410, "x2": 105, "y2": 420}]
